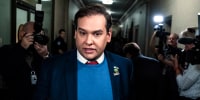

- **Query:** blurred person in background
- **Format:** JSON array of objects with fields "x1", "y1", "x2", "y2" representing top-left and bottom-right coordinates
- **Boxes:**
[
  {"x1": 123, "y1": 42, "x2": 163, "y2": 100},
  {"x1": 150, "y1": 31, "x2": 182, "y2": 100},
  {"x1": 52, "y1": 28, "x2": 67, "y2": 55},
  {"x1": 172, "y1": 27, "x2": 200, "y2": 100},
  {"x1": 0, "y1": 21, "x2": 50, "y2": 100}
]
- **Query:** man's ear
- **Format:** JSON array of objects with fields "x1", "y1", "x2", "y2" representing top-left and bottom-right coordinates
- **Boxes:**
[
  {"x1": 107, "y1": 28, "x2": 112, "y2": 43},
  {"x1": 74, "y1": 30, "x2": 77, "y2": 39}
]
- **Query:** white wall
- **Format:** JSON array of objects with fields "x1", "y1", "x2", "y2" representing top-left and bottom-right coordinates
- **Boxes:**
[
  {"x1": 54, "y1": 0, "x2": 79, "y2": 50},
  {"x1": 0, "y1": 0, "x2": 11, "y2": 46},
  {"x1": 68, "y1": 0, "x2": 79, "y2": 49},
  {"x1": 54, "y1": 0, "x2": 66, "y2": 38},
  {"x1": 148, "y1": 0, "x2": 200, "y2": 50},
  {"x1": 149, "y1": 0, "x2": 200, "y2": 35},
  {"x1": 121, "y1": 0, "x2": 200, "y2": 56}
]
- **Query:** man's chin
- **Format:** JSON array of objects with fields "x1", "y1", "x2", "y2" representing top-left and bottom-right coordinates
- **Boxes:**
[
  {"x1": 85, "y1": 57, "x2": 96, "y2": 61},
  {"x1": 83, "y1": 54, "x2": 97, "y2": 61}
]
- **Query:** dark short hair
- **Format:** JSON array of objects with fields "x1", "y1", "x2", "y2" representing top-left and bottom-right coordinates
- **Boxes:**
[
  {"x1": 59, "y1": 29, "x2": 65, "y2": 34},
  {"x1": 74, "y1": 4, "x2": 112, "y2": 32},
  {"x1": 123, "y1": 42, "x2": 140, "y2": 56}
]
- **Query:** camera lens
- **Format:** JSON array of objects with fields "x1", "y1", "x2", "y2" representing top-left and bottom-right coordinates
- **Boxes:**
[{"x1": 34, "y1": 34, "x2": 49, "y2": 45}]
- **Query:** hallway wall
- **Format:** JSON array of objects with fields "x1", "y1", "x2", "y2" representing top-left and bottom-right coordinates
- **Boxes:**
[
  {"x1": 0, "y1": 0, "x2": 11, "y2": 46},
  {"x1": 120, "y1": 0, "x2": 200, "y2": 56}
]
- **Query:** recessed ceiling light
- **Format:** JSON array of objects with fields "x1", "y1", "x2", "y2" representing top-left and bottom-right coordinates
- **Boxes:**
[
  {"x1": 42, "y1": 0, "x2": 51, "y2": 1},
  {"x1": 153, "y1": 15, "x2": 164, "y2": 23},
  {"x1": 107, "y1": 10, "x2": 112, "y2": 14},
  {"x1": 102, "y1": 0, "x2": 113, "y2": 5}
]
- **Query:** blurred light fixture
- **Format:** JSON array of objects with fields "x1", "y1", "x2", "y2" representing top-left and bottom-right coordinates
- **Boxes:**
[
  {"x1": 102, "y1": 0, "x2": 113, "y2": 4},
  {"x1": 42, "y1": 0, "x2": 51, "y2": 1},
  {"x1": 107, "y1": 10, "x2": 112, "y2": 14},
  {"x1": 153, "y1": 15, "x2": 164, "y2": 23},
  {"x1": 119, "y1": 24, "x2": 123, "y2": 28}
]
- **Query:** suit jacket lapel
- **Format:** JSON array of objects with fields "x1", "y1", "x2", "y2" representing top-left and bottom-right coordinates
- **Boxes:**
[
  {"x1": 105, "y1": 51, "x2": 120, "y2": 100},
  {"x1": 64, "y1": 50, "x2": 77, "y2": 100}
]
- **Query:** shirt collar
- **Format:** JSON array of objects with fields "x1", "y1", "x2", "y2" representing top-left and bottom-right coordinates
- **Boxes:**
[{"x1": 77, "y1": 50, "x2": 104, "y2": 64}]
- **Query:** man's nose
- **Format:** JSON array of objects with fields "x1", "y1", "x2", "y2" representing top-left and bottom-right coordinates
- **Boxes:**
[{"x1": 85, "y1": 34, "x2": 93, "y2": 45}]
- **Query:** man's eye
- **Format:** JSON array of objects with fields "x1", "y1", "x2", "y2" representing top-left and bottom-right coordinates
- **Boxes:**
[
  {"x1": 79, "y1": 31, "x2": 86, "y2": 35},
  {"x1": 94, "y1": 32, "x2": 102, "y2": 36}
]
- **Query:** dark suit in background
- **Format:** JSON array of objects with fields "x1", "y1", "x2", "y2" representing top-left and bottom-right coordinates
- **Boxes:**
[{"x1": 123, "y1": 42, "x2": 163, "y2": 100}]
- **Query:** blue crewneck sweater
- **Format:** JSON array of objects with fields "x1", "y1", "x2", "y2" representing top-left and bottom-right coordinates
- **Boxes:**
[{"x1": 77, "y1": 58, "x2": 113, "y2": 100}]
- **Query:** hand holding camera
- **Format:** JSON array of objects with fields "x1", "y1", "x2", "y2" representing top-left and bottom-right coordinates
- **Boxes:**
[
  {"x1": 21, "y1": 32, "x2": 34, "y2": 49},
  {"x1": 34, "y1": 42, "x2": 49, "y2": 58}
]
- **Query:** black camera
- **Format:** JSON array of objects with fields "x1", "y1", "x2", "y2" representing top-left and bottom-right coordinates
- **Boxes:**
[
  {"x1": 154, "y1": 24, "x2": 170, "y2": 55},
  {"x1": 154, "y1": 24, "x2": 170, "y2": 38},
  {"x1": 178, "y1": 36, "x2": 200, "y2": 70},
  {"x1": 187, "y1": 36, "x2": 200, "y2": 65},
  {"x1": 34, "y1": 34, "x2": 49, "y2": 45},
  {"x1": 33, "y1": 10, "x2": 49, "y2": 45}
]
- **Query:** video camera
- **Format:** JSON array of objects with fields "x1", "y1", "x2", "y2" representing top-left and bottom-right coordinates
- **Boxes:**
[
  {"x1": 181, "y1": 14, "x2": 200, "y2": 66},
  {"x1": 154, "y1": 24, "x2": 170, "y2": 55},
  {"x1": 187, "y1": 14, "x2": 200, "y2": 65},
  {"x1": 180, "y1": 35, "x2": 200, "y2": 65},
  {"x1": 33, "y1": 4, "x2": 48, "y2": 45},
  {"x1": 154, "y1": 24, "x2": 170, "y2": 38},
  {"x1": 178, "y1": 26, "x2": 200, "y2": 68},
  {"x1": 190, "y1": 35, "x2": 200, "y2": 64}
]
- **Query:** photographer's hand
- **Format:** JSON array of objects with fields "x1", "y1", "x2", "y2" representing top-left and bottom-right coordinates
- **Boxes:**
[
  {"x1": 171, "y1": 54, "x2": 182, "y2": 75},
  {"x1": 34, "y1": 42, "x2": 49, "y2": 59},
  {"x1": 157, "y1": 54, "x2": 164, "y2": 61},
  {"x1": 158, "y1": 54, "x2": 174, "y2": 67},
  {"x1": 149, "y1": 31, "x2": 158, "y2": 54},
  {"x1": 21, "y1": 33, "x2": 34, "y2": 49}
]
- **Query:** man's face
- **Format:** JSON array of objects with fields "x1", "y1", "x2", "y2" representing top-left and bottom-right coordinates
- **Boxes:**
[
  {"x1": 24, "y1": 22, "x2": 35, "y2": 34},
  {"x1": 74, "y1": 15, "x2": 112, "y2": 60},
  {"x1": 167, "y1": 34, "x2": 177, "y2": 47},
  {"x1": 60, "y1": 31, "x2": 65, "y2": 38}
]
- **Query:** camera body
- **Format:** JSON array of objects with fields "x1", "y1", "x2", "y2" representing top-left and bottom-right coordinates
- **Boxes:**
[
  {"x1": 154, "y1": 24, "x2": 170, "y2": 55},
  {"x1": 178, "y1": 26, "x2": 200, "y2": 67},
  {"x1": 186, "y1": 36, "x2": 200, "y2": 65},
  {"x1": 177, "y1": 36, "x2": 200, "y2": 69},
  {"x1": 33, "y1": 10, "x2": 48, "y2": 45},
  {"x1": 154, "y1": 24, "x2": 170, "y2": 38},
  {"x1": 34, "y1": 34, "x2": 49, "y2": 45}
]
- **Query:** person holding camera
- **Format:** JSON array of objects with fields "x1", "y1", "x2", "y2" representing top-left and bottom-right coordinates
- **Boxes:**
[
  {"x1": 150, "y1": 31, "x2": 182, "y2": 100},
  {"x1": 172, "y1": 27, "x2": 200, "y2": 100},
  {"x1": 0, "y1": 21, "x2": 50, "y2": 100}
]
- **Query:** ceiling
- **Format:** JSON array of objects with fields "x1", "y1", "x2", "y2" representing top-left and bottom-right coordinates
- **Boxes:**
[{"x1": 76, "y1": 0, "x2": 139, "y2": 24}]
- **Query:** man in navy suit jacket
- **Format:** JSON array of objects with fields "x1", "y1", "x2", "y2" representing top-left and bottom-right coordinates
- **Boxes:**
[
  {"x1": 34, "y1": 4, "x2": 134, "y2": 100},
  {"x1": 123, "y1": 42, "x2": 163, "y2": 100}
]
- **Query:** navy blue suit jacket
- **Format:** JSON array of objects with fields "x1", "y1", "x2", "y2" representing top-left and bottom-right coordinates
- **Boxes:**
[
  {"x1": 34, "y1": 50, "x2": 133, "y2": 100},
  {"x1": 130, "y1": 55, "x2": 163, "y2": 100}
]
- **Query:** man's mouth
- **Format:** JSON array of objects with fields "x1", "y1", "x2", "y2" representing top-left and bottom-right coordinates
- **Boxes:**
[{"x1": 84, "y1": 48, "x2": 95, "y2": 53}]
